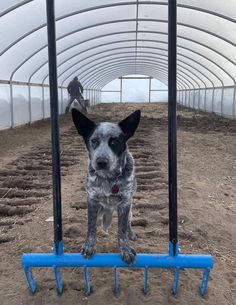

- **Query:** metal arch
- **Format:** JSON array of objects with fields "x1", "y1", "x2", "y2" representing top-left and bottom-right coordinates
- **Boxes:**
[
  {"x1": 4, "y1": 20, "x2": 236, "y2": 85},
  {"x1": 56, "y1": 46, "x2": 215, "y2": 87},
  {"x1": 87, "y1": 68, "x2": 169, "y2": 89},
  {"x1": 98, "y1": 72, "x2": 184, "y2": 92},
  {"x1": 90, "y1": 70, "x2": 183, "y2": 98},
  {"x1": 58, "y1": 52, "x2": 197, "y2": 90},
  {"x1": 82, "y1": 62, "x2": 194, "y2": 90},
  {"x1": 57, "y1": 41, "x2": 230, "y2": 87},
  {"x1": 0, "y1": 0, "x2": 33, "y2": 17},
  {"x1": 60, "y1": 49, "x2": 215, "y2": 89},
  {"x1": 99, "y1": 73, "x2": 168, "y2": 90},
  {"x1": 2, "y1": 1, "x2": 236, "y2": 57},
  {"x1": 12, "y1": 25, "x2": 235, "y2": 88},
  {"x1": 54, "y1": 39, "x2": 231, "y2": 87},
  {"x1": 88, "y1": 65, "x2": 188, "y2": 93},
  {"x1": 67, "y1": 60, "x2": 193, "y2": 92},
  {"x1": 24, "y1": 44, "x2": 221, "y2": 114},
  {"x1": 89, "y1": 66, "x2": 156, "y2": 89},
  {"x1": 93, "y1": 68, "x2": 185, "y2": 91},
  {"x1": 80, "y1": 57, "x2": 203, "y2": 89},
  {"x1": 60, "y1": 59, "x2": 190, "y2": 94},
  {"x1": 29, "y1": 34, "x2": 233, "y2": 87},
  {"x1": 2, "y1": 3, "x2": 235, "y2": 112},
  {"x1": 60, "y1": 53, "x2": 200, "y2": 89},
  {"x1": 56, "y1": 42, "x2": 230, "y2": 113},
  {"x1": 89, "y1": 64, "x2": 189, "y2": 90},
  {"x1": 28, "y1": 40, "x2": 228, "y2": 103},
  {"x1": 87, "y1": 66, "x2": 167, "y2": 87},
  {"x1": 58, "y1": 46, "x2": 218, "y2": 91},
  {"x1": 91, "y1": 69, "x2": 186, "y2": 91},
  {"x1": 12, "y1": 29, "x2": 235, "y2": 87},
  {"x1": 2, "y1": 3, "x2": 235, "y2": 115}
]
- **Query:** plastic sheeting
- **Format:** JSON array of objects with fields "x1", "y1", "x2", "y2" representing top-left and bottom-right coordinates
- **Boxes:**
[
  {"x1": 178, "y1": 86, "x2": 236, "y2": 119},
  {"x1": 0, "y1": 0, "x2": 236, "y2": 127},
  {"x1": 101, "y1": 76, "x2": 168, "y2": 103}
]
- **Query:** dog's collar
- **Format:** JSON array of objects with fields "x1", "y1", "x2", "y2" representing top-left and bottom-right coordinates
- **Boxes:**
[
  {"x1": 111, "y1": 184, "x2": 120, "y2": 194},
  {"x1": 111, "y1": 171, "x2": 122, "y2": 194}
]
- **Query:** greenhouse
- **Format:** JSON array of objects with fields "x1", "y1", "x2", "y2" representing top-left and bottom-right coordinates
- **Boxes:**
[
  {"x1": 0, "y1": 1, "x2": 235, "y2": 305},
  {"x1": 0, "y1": 1, "x2": 236, "y2": 128}
]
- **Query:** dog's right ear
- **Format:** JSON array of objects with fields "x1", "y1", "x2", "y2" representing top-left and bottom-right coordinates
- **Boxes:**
[{"x1": 72, "y1": 108, "x2": 96, "y2": 141}]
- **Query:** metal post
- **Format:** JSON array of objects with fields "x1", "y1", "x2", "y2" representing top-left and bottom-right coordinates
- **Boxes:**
[
  {"x1": 42, "y1": 84, "x2": 45, "y2": 120},
  {"x1": 212, "y1": 86, "x2": 215, "y2": 113},
  {"x1": 198, "y1": 88, "x2": 201, "y2": 110},
  {"x1": 46, "y1": 0, "x2": 62, "y2": 255},
  {"x1": 233, "y1": 84, "x2": 236, "y2": 119},
  {"x1": 220, "y1": 86, "x2": 224, "y2": 116},
  {"x1": 28, "y1": 83, "x2": 32, "y2": 124},
  {"x1": 204, "y1": 87, "x2": 207, "y2": 111},
  {"x1": 168, "y1": 0, "x2": 178, "y2": 256},
  {"x1": 9, "y1": 80, "x2": 14, "y2": 128},
  {"x1": 60, "y1": 87, "x2": 63, "y2": 114},
  {"x1": 120, "y1": 77, "x2": 122, "y2": 103},
  {"x1": 148, "y1": 77, "x2": 151, "y2": 103}
]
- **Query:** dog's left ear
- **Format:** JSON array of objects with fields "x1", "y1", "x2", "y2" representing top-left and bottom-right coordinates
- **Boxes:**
[
  {"x1": 118, "y1": 110, "x2": 141, "y2": 140},
  {"x1": 72, "y1": 108, "x2": 96, "y2": 141}
]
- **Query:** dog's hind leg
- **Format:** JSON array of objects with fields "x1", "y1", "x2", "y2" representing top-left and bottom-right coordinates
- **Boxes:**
[{"x1": 102, "y1": 210, "x2": 113, "y2": 233}]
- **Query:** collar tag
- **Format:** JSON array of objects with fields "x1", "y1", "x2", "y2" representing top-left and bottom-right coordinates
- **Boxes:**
[{"x1": 111, "y1": 184, "x2": 119, "y2": 194}]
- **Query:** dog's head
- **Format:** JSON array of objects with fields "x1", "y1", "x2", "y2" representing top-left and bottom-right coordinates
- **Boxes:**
[{"x1": 72, "y1": 109, "x2": 141, "y2": 177}]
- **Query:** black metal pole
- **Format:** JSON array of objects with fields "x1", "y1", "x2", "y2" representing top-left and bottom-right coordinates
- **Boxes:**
[
  {"x1": 168, "y1": 0, "x2": 178, "y2": 255},
  {"x1": 46, "y1": 0, "x2": 62, "y2": 254}
]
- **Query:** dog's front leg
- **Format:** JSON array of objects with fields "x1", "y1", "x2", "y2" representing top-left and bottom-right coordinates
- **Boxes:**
[
  {"x1": 81, "y1": 198, "x2": 99, "y2": 258},
  {"x1": 118, "y1": 203, "x2": 136, "y2": 264}
]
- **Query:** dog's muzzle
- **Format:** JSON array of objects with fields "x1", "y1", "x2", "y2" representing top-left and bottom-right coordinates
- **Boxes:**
[{"x1": 96, "y1": 157, "x2": 109, "y2": 170}]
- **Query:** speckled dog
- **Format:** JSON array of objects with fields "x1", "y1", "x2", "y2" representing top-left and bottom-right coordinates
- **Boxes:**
[{"x1": 72, "y1": 108, "x2": 141, "y2": 264}]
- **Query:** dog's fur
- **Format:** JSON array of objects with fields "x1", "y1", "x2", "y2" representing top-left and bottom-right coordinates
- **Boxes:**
[{"x1": 72, "y1": 108, "x2": 141, "y2": 264}]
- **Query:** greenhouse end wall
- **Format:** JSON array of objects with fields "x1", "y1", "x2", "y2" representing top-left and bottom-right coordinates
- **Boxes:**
[{"x1": 178, "y1": 86, "x2": 236, "y2": 119}]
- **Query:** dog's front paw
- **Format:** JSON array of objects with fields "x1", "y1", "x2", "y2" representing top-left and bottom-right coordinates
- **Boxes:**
[
  {"x1": 80, "y1": 240, "x2": 96, "y2": 258},
  {"x1": 119, "y1": 242, "x2": 136, "y2": 264}
]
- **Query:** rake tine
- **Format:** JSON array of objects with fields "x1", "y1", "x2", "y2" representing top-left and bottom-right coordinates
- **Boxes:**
[
  {"x1": 24, "y1": 267, "x2": 37, "y2": 294},
  {"x1": 172, "y1": 268, "x2": 180, "y2": 296},
  {"x1": 53, "y1": 267, "x2": 63, "y2": 294},
  {"x1": 200, "y1": 268, "x2": 210, "y2": 296},
  {"x1": 143, "y1": 267, "x2": 149, "y2": 294},
  {"x1": 83, "y1": 267, "x2": 92, "y2": 295},
  {"x1": 113, "y1": 267, "x2": 119, "y2": 295}
]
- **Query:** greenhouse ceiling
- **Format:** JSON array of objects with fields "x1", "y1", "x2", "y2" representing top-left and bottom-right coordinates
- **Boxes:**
[{"x1": 0, "y1": 0, "x2": 236, "y2": 90}]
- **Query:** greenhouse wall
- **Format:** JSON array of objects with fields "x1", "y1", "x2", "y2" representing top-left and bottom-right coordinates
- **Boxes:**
[
  {"x1": 178, "y1": 86, "x2": 236, "y2": 119},
  {"x1": 0, "y1": 83, "x2": 100, "y2": 130}
]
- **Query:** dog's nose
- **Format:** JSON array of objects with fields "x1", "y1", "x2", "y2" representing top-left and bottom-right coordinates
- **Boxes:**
[{"x1": 96, "y1": 157, "x2": 109, "y2": 169}]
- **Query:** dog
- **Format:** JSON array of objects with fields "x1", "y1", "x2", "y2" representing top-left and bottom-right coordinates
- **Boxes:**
[{"x1": 72, "y1": 108, "x2": 141, "y2": 264}]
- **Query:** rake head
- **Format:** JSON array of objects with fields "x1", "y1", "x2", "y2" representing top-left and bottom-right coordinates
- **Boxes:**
[{"x1": 22, "y1": 242, "x2": 213, "y2": 297}]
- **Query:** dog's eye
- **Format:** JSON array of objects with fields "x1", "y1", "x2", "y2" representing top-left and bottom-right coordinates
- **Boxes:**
[
  {"x1": 91, "y1": 138, "x2": 100, "y2": 147},
  {"x1": 109, "y1": 138, "x2": 119, "y2": 147}
]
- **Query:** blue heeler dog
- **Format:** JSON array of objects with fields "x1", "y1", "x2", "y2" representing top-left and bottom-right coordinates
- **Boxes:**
[{"x1": 72, "y1": 108, "x2": 141, "y2": 264}]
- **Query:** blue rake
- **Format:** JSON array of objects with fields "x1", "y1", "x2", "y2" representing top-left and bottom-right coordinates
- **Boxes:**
[
  {"x1": 22, "y1": 0, "x2": 214, "y2": 298},
  {"x1": 22, "y1": 242, "x2": 213, "y2": 296}
]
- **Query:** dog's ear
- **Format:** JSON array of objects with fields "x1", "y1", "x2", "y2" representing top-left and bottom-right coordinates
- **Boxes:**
[
  {"x1": 72, "y1": 108, "x2": 96, "y2": 140},
  {"x1": 118, "y1": 110, "x2": 141, "y2": 140}
]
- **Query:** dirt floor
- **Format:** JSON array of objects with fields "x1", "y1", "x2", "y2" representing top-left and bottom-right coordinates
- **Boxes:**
[{"x1": 0, "y1": 103, "x2": 235, "y2": 305}]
